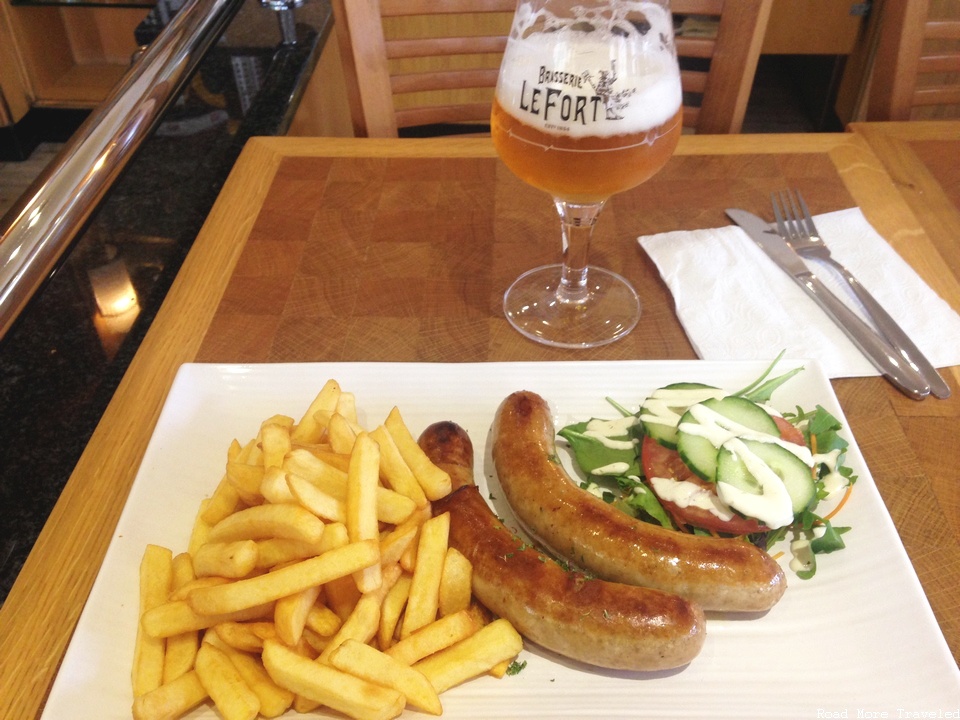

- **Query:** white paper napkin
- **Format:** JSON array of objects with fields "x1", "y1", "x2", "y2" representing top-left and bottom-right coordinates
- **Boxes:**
[{"x1": 638, "y1": 207, "x2": 960, "y2": 378}]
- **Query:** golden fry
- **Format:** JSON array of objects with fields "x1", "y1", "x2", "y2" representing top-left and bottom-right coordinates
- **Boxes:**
[
  {"x1": 369, "y1": 425, "x2": 428, "y2": 508},
  {"x1": 208, "y1": 503, "x2": 325, "y2": 545},
  {"x1": 260, "y1": 420, "x2": 292, "y2": 470},
  {"x1": 225, "y1": 461, "x2": 264, "y2": 505},
  {"x1": 378, "y1": 574, "x2": 411, "y2": 651},
  {"x1": 284, "y1": 448, "x2": 414, "y2": 524},
  {"x1": 193, "y1": 540, "x2": 259, "y2": 579},
  {"x1": 254, "y1": 536, "x2": 326, "y2": 571},
  {"x1": 323, "y1": 574, "x2": 361, "y2": 621},
  {"x1": 413, "y1": 618, "x2": 524, "y2": 694},
  {"x1": 384, "y1": 407, "x2": 451, "y2": 501},
  {"x1": 283, "y1": 448, "x2": 348, "y2": 491},
  {"x1": 290, "y1": 379, "x2": 341, "y2": 444},
  {"x1": 195, "y1": 643, "x2": 260, "y2": 720},
  {"x1": 438, "y1": 546, "x2": 473, "y2": 617},
  {"x1": 305, "y1": 602, "x2": 343, "y2": 637},
  {"x1": 212, "y1": 621, "x2": 277, "y2": 653},
  {"x1": 274, "y1": 584, "x2": 322, "y2": 646},
  {"x1": 318, "y1": 593, "x2": 381, "y2": 663},
  {"x1": 131, "y1": 669, "x2": 207, "y2": 720},
  {"x1": 169, "y1": 576, "x2": 229, "y2": 602},
  {"x1": 319, "y1": 521, "x2": 349, "y2": 551},
  {"x1": 386, "y1": 608, "x2": 480, "y2": 666},
  {"x1": 132, "y1": 544, "x2": 173, "y2": 697},
  {"x1": 335, "y1": 391, "x2": 358, "y2": 423},
  {"x1": 379, "y1": 520, "x2": 419, "y2": 570},
  {"x1": 259, "y1": 466, "x2": 294, "y2": 504},
  {"x1": 142, "y1": 600, "x2": 274, "y2": 638},
  {"x1": 188, "y1": 499, "x2": 213, "y2": 557},
  {"x1": 330, "y1": 639, "x2": 442, "y2": 716},
  {"x1": 261, "y1": 639, "x2": 405, "y2": 720},
  {"x1": 204, "y1": 631, "x2": 294, "y2": 718},
  {"x1": 188, "y1": 540, "x2": 379, "y2": 615},
  {"x1": 347, "y1": 432, "x2": 382, "y2": 593},
  {"x1": 328, "y1": 413, "x2": 359, "y2": 454},
  {"x1": 201, "y1": 475, "x2": 242, "y2": 526},
  {"x1": 287, "y1": 471, "x2": 346, "y2": 523},
  {"x1": 319, "y1": 563, "x2": 401, "y2": 662},
  {"x1": 163, "y1": 553, "x2": 199, "y2": 684},
  {"x1": 400, "y1": 512, "x2": 449, "y2": 638}
]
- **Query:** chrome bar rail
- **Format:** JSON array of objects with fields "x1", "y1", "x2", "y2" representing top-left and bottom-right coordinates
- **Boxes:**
[{"x1": 0, "y1": 0, "x2": 246, "y2": 342}]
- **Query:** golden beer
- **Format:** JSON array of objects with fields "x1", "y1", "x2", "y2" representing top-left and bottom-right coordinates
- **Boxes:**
[{"x1": 491, "y1": 98, "x2": 682, "y2": 203}]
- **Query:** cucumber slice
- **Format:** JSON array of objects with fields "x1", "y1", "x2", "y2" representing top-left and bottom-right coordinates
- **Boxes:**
[
  {"x1": 637, "y1": 383, "x2": 722, "y2": 450},
  {"x1": 718, "y1": 438, "x2": 816, "y2": 517},
  {"x1": 676, "y1": 396, "x2": 779, "y2": 482}
]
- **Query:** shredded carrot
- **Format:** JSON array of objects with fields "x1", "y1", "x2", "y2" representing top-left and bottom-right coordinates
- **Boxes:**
[
  {"x1": 823, "y1": 483, "x2": 854, "y2": 522},
  {"x1": 770, "y1": 551, "x2": 784, "y2": 561}
]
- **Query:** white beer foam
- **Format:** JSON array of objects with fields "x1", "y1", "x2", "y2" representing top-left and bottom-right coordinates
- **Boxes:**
[{"x1": 496, "y1": 1, "x2": 682, "y2": 139}]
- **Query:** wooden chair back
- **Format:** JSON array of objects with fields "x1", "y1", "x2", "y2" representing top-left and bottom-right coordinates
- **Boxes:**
[
  {"x1": 867, "y1": 0, "x2": 960, "y2": 121},
  {"x1": 331, "y1": 0, "x2": 773, "y2": 137}
]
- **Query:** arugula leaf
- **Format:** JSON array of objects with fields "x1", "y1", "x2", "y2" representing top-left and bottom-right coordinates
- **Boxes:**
[
  {"x1": 810, "y1": 520, "x2": 850, "y2": 554},
  {"x1": 731, "y1": 350, "x2": 786, "y2": 397},
  {"x1": 727, "y1": 351, "x2": 806, "y2": 405},
  {"x1": 807, "y1": 405, "x2": 850, "y2": 455},
  {"x1": 742, "y1": 367, "x2": 805, "y2": 405}
]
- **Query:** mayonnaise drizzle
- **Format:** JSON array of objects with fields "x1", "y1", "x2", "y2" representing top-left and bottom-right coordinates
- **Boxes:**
[
  {"x1": 789, "y1": 538, "x2": 814, "y2": 574},
  {"x1": 638, "y1": 387, "x2": 726, "y2": 427},
  {"x1": 716, "y1": 442, "x2": 795, "y2": 529},
  {"x1": 583, "y1": 416, "x2": 639, "y2": 451},
  {"x1": 591, "y1": 461, "x2": 632, "y2": 476},
  {"x1": 649, "y1": 476, "x2": 734, "y2": 521},
  {"x1": 678, "y1": 404, "x2": 813, "y2": 529},
  {"x1": 680, "y1": 403, "x2": 815, "y2": 465},
  {"x1": 814, "y1": 448, "x2": 848, "y2": 497}
]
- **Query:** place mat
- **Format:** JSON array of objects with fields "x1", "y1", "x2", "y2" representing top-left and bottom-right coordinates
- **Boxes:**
[{"x1": 638, "y1": 207, "x2": 960, "y2": 378}]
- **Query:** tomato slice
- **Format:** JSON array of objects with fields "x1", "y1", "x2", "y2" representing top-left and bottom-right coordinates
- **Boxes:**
[
  {"x1": 641, "y1": 436, "x2": 768, "y2": 535},
  {"x1": 640, "y1": 414, "x2": 806, "y2": 534}
]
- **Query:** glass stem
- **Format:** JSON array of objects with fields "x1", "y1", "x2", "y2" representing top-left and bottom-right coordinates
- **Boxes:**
[{"x1": 555, "y1": 199, "x2": 605, "y2": 304}]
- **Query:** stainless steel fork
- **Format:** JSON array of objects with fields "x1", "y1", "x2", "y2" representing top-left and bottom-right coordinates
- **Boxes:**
[{"x1": 772, "y1": 189, "x2": 951, "y2": 398}]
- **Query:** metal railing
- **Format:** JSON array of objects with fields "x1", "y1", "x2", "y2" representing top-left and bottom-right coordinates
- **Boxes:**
[{"x1": 0, "y1": 0, "x2": 247, "y2": 342}]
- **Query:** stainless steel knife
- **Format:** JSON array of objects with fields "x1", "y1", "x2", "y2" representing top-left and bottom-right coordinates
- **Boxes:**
[{"x1": 726, "y1": 208, "x2": 931, "y2": 400}]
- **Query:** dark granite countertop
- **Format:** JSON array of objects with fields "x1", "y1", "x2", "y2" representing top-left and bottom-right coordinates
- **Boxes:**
[{"x1": 0, "y1": 0, "x2": 333, "y2": 603}]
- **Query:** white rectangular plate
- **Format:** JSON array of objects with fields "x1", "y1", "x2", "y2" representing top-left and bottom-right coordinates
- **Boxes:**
[{"x1": 42, "y1": 360, "x2": 960, "y2": 719}]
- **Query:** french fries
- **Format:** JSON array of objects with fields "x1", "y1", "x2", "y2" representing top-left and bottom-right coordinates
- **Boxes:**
[{"x1": 131, "y1": 380, "x2": 524, "y2": 720}]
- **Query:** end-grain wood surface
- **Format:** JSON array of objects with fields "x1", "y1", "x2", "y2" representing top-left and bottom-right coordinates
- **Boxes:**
[{"x1": 1, "y1": 126, "x2": 959, "y2": 720}]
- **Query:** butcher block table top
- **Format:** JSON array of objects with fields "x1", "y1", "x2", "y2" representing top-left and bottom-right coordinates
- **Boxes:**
[{"x1": 3, "y1": 125, "x2": 960, "y2": 719}]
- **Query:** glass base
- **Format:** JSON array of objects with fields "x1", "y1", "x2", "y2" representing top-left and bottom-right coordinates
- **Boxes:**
[{"x1": 503, "y1": 264, "x2": 641, "y2": 349}]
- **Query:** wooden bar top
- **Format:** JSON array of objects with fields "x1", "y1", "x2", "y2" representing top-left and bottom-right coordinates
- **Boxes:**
[{"x1": 2, "y1": 127, "x2": 960, "y2": 719}]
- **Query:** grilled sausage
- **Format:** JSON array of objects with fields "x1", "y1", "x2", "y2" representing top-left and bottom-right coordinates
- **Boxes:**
[
  {"x1": 492, "y1": 391, "x2": 787, "y2": 612},
  {"x1": 419, "y1": 420, "x2": 705, "y2": 672}
]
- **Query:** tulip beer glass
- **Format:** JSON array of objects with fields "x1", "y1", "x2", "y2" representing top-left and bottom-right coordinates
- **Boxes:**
[{"x1": 492, "y1": 0, "x2": 682, "y2": 347}]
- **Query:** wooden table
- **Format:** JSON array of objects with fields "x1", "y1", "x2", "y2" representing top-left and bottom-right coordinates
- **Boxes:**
[{"x1": 3, "y1": 127, "x2": 960, "y2": 719}]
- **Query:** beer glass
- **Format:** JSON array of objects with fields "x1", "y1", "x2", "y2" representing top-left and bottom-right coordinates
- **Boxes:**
[{"x1": 492, "y1": 0, "x2": 682, "y2": 348}]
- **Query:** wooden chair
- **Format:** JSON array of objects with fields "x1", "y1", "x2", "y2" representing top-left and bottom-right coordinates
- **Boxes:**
[
  {"x1": 330, "y1": 0, "x2": 773, "y2": 137},
  {"x1": 866, "y1": 0, "x2": 960, "y2": 121}
]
